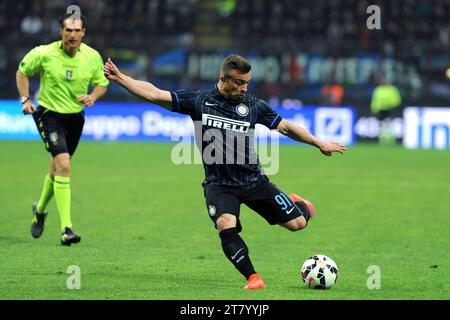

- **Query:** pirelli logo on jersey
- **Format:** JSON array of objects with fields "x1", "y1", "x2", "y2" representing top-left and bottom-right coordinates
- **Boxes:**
[{"x1": 202, "y1": 114, "x2": 250, "y2": 133}]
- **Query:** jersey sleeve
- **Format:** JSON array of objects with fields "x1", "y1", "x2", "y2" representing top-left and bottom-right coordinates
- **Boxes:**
[
  {"x1": 256, "y1": 99, "x2": 283, "y2": 129},
  {"x1": 170, "y1": 90, "x2": 200, "y2": 117},
  {"x1": 18, "y1": 45, "x2": 45, "y2": 77},
  {"x1": 90, "y1": 52, "x2": 109, "y2": 87}
]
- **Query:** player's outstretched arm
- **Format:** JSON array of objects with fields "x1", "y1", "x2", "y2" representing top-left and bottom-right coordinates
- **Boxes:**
[
  {"x1": 104, "y1": 58, "x2": 173, "y2": 110},
  {"x1": 276, "y1": 119, "x2": 347, "y2": 156}
]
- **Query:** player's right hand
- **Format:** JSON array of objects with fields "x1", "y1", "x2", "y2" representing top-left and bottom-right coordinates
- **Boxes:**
[
  {"x1": 22, "y1": 99, "x2": 37, "y2": 114},
  {"x1": 104, "y1": 58, "x2": 123, "y2": 82},
  {"x1": 318, "y1": 141, "x2": 347, "y2": 156}
]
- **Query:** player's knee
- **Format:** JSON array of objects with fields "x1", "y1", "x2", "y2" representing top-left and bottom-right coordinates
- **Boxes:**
[
  {"x1": 284, "y1": 217, "x2": 307, "y2": 232},
  {"x1": 216, "y1": 214, "x2": 237, "y2": 231},
  {"x1": 53, "y1": 154, "x2": 71, "y2": 176},
  {"x1": 56, "y1": 162, "x2": 70, "y2": 176}
]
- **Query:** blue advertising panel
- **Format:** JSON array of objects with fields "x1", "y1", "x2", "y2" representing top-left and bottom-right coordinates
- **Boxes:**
[
  {"x1": 404, "y1": 107, "x2": 450, "y2": 149},
  {"x1": 0, "y1": 100, "x2": 38, "y2": 140},
  {"x1": 0, "y1": 100, "x2": 356, "y2": 145}
]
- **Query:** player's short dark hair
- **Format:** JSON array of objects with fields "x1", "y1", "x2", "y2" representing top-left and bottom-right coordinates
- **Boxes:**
[
  {"x1": 59, "y1": 12, "x2": 86, "y2": 29},
  {"x1": 220, "y1": 54, "x2": 251, "y2": 76}
]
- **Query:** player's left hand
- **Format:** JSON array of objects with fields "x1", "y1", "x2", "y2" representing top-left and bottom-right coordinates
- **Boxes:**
[
  {"x1": 318, "y1": 142, "x2": 347, "y2": 156},
  {"x1": 77, "y1": 94, "x2": 96, "y2": 107}
]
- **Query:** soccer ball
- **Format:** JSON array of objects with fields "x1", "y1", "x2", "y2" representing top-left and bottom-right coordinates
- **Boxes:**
[{"x1": 301, "y1": 254, "x2": 339, "y2": 289}]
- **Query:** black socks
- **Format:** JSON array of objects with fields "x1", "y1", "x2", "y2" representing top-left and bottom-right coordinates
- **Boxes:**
[
  {"x1": 219, "y1": 227, "x2": 255, "y2": 279},
  {"x1": 296, "y1": 201, "x2": 310, "y2": 222}
]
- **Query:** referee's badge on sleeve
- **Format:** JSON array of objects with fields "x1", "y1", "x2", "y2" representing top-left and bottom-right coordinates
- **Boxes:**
[{"x1": 66, "y1": 70, "x2": 73, "y2": 79}]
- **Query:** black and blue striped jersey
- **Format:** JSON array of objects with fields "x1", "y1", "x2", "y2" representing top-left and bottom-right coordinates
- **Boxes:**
[{"x1": 170, "y1": 86, "x2": 282, "y2": 188}]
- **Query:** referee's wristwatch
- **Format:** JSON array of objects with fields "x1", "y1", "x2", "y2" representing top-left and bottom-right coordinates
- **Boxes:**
[{"x1": 20, "y1": 96, "x2": 30, "y2": 104}]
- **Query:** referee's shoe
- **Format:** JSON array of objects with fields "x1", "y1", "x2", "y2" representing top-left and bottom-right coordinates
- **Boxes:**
[
  {"x1": 61, "y1": 227, "x2": 81, "y2": 246},
  {"x1": 31, "y1": 202, "x2": 47, "y2": 238}
]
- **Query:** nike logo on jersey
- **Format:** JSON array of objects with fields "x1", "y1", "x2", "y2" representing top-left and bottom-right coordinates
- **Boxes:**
[
  {"x1": 205, "y1": 102, "x2": 218, "y2": 106},
  {"x1": 202, "y1": 114, "x2": 250, "y2": 133}
]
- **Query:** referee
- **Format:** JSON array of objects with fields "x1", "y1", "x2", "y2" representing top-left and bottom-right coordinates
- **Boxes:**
[{"x1": 16, "y1": 13, "x2": 109, "y2": 245}]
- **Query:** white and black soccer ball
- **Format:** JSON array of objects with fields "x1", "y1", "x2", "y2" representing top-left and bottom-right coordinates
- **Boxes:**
[{"x1": 301, "y1": 254, "x2": 339, "y2": 289}]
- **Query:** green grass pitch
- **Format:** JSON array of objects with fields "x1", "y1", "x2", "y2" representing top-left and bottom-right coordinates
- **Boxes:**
[{"x1": 0, "y1": 140, "x2": 449, "y2": 299}]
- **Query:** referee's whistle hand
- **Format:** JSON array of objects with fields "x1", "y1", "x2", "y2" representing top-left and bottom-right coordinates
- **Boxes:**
[
  {"x1": 78, "y1": 94, "x2": 95, "y2": 107},
  {"x1": 22, "y1": 100, "x2": 36, "y2": 115}
]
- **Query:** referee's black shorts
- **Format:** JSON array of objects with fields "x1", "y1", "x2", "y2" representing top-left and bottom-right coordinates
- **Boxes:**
[
  {"x1": 204, "y1": 180, "x2": 306, "y2": 233},
  {"x1": 32, "y1": 106, "x2": 85, "y2": 157}
]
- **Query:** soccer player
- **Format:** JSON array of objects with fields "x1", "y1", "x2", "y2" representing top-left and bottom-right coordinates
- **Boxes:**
[
  {"x1": 16, "y1": 13, "x2": 109, "y2": 245},
  {"x1": 104, "y1": 55, "x2": 346, "y2": 289}
]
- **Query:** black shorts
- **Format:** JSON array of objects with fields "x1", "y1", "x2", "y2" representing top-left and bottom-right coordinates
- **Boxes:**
[
  {"x1": 204, "y1": 181, "x2": 305, "y2": 232},
  {"x1": 32, "y1": 106, "x2": 85, "y2": 157}
]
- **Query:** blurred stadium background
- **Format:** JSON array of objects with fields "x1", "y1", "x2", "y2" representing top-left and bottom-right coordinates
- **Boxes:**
[
  {"x1": 1, "y1": 0, "x2": 450, "y2": 145},
  {"x1": 1, "y1": 0, "x2": 450, "y2": 300}
]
